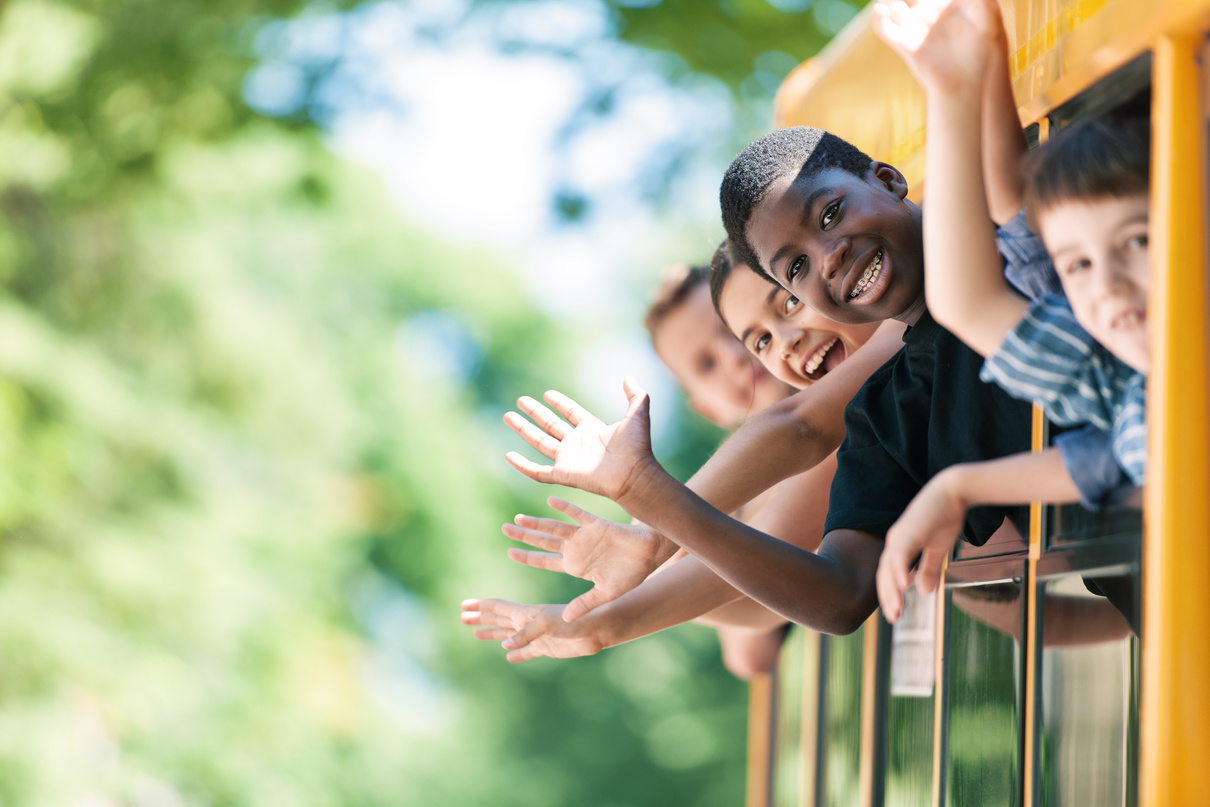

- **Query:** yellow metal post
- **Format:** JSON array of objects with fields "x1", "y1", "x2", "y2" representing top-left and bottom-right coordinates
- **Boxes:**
[
  {"x1": 746, "y1": 673, "x2": 774, "y2": 807},
  {"x1": 1142, "y1": 32, "x2": 1210, "y2": 807}
]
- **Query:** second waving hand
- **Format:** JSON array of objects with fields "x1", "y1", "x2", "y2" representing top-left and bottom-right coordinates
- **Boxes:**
[{"x1": 504, "y1": 496, "x2": 668, "y2": 622}]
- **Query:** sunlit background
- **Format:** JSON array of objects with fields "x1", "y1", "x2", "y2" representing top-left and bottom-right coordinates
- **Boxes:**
[{"x1": 0, "y1": 0, "x2": 859, "y2": 803}]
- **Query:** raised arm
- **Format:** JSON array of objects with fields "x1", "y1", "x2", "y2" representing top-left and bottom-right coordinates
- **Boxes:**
[
  {"x1": 980, "y1": 0, "x2": 1027, "y2": 224},
  {"x1": 873, "y1": 0, "x2": 1028, "y2": 357}
]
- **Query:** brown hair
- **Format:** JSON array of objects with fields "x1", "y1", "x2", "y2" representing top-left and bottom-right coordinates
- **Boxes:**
[
  {"x1": 644, "y1": 264, "x2": 709, "y2": 335},
  {"x1": 1022, "y1": 116, "x2": 1150, "y2": 228}
]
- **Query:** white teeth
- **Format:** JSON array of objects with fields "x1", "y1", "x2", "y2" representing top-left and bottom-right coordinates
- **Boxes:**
[
  {"x1": 849, "y1": 251, "x2": 883, "y2": 299},
  {"x1": 804, "y1": 337, "x2": 839, "y2": 375}
]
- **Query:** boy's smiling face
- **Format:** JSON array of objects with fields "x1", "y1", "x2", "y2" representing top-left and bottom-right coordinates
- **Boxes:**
[
  {"x1": 746, "y1": 163, "x2": 926, "y2": 326},
  {"x1": 1038, "y1": 193, "x2": 1151, "y2": 373}
]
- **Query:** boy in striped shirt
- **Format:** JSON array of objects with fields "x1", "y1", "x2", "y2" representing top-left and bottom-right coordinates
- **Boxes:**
[{"x1": 872, "y1": 0, "x2": 1150, "y2": 621}]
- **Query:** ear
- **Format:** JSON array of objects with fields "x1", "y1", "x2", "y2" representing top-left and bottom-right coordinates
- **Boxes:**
[{"x1": 868, "y1": 161, "x2": 910, "y2": 200}]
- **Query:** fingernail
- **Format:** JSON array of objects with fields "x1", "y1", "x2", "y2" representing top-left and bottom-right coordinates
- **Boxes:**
[{"x1": 502, "y1": 638, "x2": 515, "y2": 649}]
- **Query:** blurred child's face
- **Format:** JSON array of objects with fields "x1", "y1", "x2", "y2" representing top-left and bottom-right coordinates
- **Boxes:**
[
  {"x1": 746, "y1": 164, "x2": 926, "y2": 326},
  {"x1": 1037, "y1": 193, "x2": 1151, "y2": 373},
  {"x1": 652, "y1": 283, "x2": 793, "y2": 428},
  {"x1": 717, "y1": 266, "x2": 881, "y2": 389}
]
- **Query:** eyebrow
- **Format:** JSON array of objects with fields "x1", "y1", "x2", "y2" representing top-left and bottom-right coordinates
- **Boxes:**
[
  {"x1": 739, "y1": 285, "x2": 783, "y2": 344},
  {"x1": 1049, "y1": 213, "x2": 1150, "y2": 259},
  {"x1": 767, "y1": 185, "x2": 836, "y2": 277}
]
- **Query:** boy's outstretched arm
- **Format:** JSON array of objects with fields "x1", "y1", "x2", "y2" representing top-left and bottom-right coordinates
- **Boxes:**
[
  {"x1": 873, "y1": 0, "x2": 1028, "y2": 357},
  {"x1": 877, "y1": 447, "x2": 1080, "y2": 621}
]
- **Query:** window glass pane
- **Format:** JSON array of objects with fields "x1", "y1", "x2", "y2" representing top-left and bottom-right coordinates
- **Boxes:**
[
  {"x1": 821, "y1": 629, "x2": 864, "y2": 807},
  {"x1": 1038, "y1": 573, "x2": 1140, "y2": 807},
  {"x1": 1047, "y1": 504, "x2": 1142, "y2": 548},
  {"x1": 945, "y1": 582, "x2": 1023, "y2": 807},
  {"x1": 772, "y1": 627, "x2": 808, "y2": 807},
  {"x1": 886, "y1": 588, "x2": 936, "y2": 806}
]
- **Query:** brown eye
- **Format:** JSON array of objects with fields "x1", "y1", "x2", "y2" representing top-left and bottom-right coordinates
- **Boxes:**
[
  {"x1": 788, "y1": 256, "x2": 806, "y2": 282},
  {"x1": 821, "y1": 202, "x2": 840, "y2": 228}
]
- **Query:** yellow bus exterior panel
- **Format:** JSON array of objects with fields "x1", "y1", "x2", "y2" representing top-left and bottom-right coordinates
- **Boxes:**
[
  {"x1": 773, "y1": 0, "x2": 1210, "y2": 192},
  {"x1": 1143, "y1": 33, "x2": 1210, "y2": 807}
]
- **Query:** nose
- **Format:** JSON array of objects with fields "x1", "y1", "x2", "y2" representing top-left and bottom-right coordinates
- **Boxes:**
[
  {"x1": 778, "y1": 324, "x2": 806, "y2": 360},
  {"x1": 820, "y1": 237, "x2": 851, "y2": 282},
  {"x1": 1095, "y1": 253, "x2": 1136, "y2": 297}
]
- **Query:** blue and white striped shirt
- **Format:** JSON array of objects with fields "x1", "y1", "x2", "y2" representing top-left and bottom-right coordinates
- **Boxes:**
[{"x1": 981, "y1": 294, "x2": 1147, "y2": 485}]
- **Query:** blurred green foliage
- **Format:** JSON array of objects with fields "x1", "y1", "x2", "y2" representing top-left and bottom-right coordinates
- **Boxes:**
[{"x1": 0, "y1": 0, "x2": 849, "y2": 803}]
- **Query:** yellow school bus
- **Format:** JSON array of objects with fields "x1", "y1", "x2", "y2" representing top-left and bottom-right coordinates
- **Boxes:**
[{"x1": 744, "y1": 0, "x2": 1210, "y2": 804}]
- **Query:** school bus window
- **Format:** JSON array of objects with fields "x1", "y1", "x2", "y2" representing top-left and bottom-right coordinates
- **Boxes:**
[
  {"x1": 884, "y1": 588, "x2": 937, "y2": 806},
  {"x1": 945, "y1": 582, "x2": 1025, "y2": 807},
  {"x1": 1036, "y1": 573, "x2": 1140, "y2": 807},
  {"x1": 820, "y1": 630, "x2": 864, "y2": 806},
  {"x1": 771, "y1": 627, "x2": 809, "y2": 807}
]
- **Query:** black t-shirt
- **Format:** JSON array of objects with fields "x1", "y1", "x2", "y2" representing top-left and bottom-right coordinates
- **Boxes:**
[{"x1": 823, "y1": 308, "x2": 1032, "y2": 544}]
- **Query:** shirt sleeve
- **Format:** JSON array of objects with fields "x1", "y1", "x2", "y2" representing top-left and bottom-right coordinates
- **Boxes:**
[
  {"x1": 1111, "y1": 374, "x2": 1147, "y2": 485},
  {"x1": 1054, "y1": 425, "x2": 1130, "y2": 510},
  {"x1": 979, "y1": 296, "x2": 1129, "y2": 431},
  {"x1": 996, "y1": 210, "x2": 1063, "y2": 300}
]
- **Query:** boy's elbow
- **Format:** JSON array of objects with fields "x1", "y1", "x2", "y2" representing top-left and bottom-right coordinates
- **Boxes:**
[
  {"x1": 797, "y1": 599, "x2": 873, "y2": 637},
  {"x1": 782, "y1": 398, "x2": 844, "y2": 458},
  {"x1": 987, "y1": 199, "x2": 1024, "y2": 228},
  {"x1": 826, "y1": 606, "x2": 871, "y2": 637}
]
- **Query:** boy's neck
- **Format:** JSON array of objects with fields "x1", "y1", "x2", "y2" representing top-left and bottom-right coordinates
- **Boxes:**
[{"x1": 895, "y1": 294, "x2": 928, "y2": 327}]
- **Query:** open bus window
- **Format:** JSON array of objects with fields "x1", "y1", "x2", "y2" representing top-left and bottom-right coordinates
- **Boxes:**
[
  {"x1": 885, "y1": 588, "x2": 937, "y2": 806},
  {"x1": 820, "y1": 630, "x2": 864, "y2": 807},
  {"x1": 770, "y1": 627, "x2": 814, "y2": 807}
]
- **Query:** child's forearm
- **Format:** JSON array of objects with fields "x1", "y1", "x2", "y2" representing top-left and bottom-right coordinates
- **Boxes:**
[
  {"x1": 588, "y1": 555, "x2": 752, "y2": 649},
  {"x1": 684, "y1": 320, "x2": 904, "y2": 513},
  {"x1": 980, "y1": 5, "x2": 1027, "y2": 223},
  {"x1": 618, "y1": 468, "x2": 879, "y2": 636},
  {"x1": 940, "y1": 447, "x2": 1082, "y2": 508},
  {"x1": 586, "y1": 460, "x2": 833, "y2": 646}
]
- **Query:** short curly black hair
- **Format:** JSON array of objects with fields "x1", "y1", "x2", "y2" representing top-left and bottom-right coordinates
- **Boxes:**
[{"x1": 720, "y1": 127, "x2": 872, "y2": 279}]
